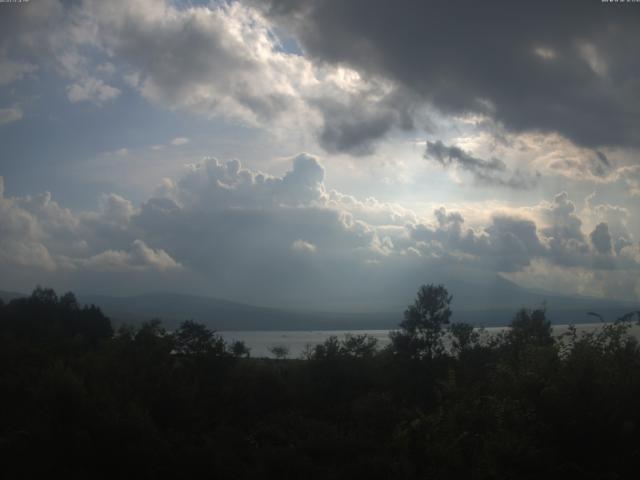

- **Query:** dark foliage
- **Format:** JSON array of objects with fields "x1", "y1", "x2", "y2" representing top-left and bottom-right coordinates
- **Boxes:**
[
  {"x1": 1, "y1": 285, "x2": 640, "y2": 479},
  {"x1": 0, "y1": 286, "x2": 112, "y2": 346},
  {"x1": 390, "y1": 284, "x2": 452, "y2": 360}
]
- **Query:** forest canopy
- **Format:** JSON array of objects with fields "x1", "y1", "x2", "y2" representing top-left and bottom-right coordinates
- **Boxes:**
[{"x1": 1, "y1": 285, "x2": 640, "y2": 478}]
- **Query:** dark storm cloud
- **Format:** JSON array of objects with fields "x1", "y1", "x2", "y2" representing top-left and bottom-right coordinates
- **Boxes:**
[
  {"x1": 590, "y1": 222, "x2": 613, "y2": 255},
  {"x1": 312, "y1": 90, "x2": 416, "y2": 155},
  {"x1": 426, "y1": 141, "x2": 506, "y2": 174},
  {"x1": 595, "y1": 151, "x2": 611, "y2": 169},
  {"x1": 318, "y1": 104, "x2": 395, "y2": 155},
  {"x1": 253, "y1": 0, "x2": 640, "y2": 151},
  {"x1": 588, "y1": 150, "x2": 614, "y2": 178},
  {"x1": 425, "y1": 140, "x2": 537, "y2": 189}
]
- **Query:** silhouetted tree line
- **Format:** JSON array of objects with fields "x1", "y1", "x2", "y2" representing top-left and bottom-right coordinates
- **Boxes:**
[{"x1": 1, "y1": 285, "x2": 640, "y2": 479}]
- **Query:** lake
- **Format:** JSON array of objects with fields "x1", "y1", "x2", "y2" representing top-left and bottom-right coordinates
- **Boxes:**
[{"x1": 220, "y1": 322, "x2": 640, "y2": 358}]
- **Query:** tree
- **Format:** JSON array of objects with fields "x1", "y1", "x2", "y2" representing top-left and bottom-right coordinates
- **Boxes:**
[
  {"x1": 173, "y1": 320, "x2": 226, "y2": 356},
  {"x1": 449, "y1": 322, "x2": 479, "y2": 354},
  {"x1": 617, "y1": 310, "x2": 640, "y2": 324},
  {"x1": 311, "y1": 334, "x2": 378, "y2": 360},
  {"x1": 135, "y1": 318, "x2": 174, "y2": 352},
  {"x1": 0, "y1": 287, "x2": 112, "y2": 343},
  {"x1": 59, "y1": 292, "x2": 80, "y2": 311},
  {"x1": 312, "y1": 336, "x2": 341, "y2": 359},
  {"x1": 341, "y1": 333, "x2": 378, "y2": 358},
  {"x1": 229, "y1": 340, "x2": 250, "y2": 358},
  {"x1": 268, "y1": 345, "x2": 290, "y2": 360},
  {"x1": 78, "y1": 304, "x2": 113, "y2": 343},
  {"x1": 390, "y1": 284, "x2": 452, "y2": 360},
  {"x1": 507, "y1": 307, "x2": 553, "y2": 348},
  {"x1": 31, "y1": 286, "x2": 58, "y2": 305}
]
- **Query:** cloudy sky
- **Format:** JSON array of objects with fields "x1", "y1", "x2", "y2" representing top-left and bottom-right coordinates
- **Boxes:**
[{"x1": 1, "y1": 0, "x2": 639, "y2": 310}]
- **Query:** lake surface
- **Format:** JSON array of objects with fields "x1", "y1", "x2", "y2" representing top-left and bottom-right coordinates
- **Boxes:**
[{"x1": 220, "y1": 323, "x2": 640, "y2": 358}]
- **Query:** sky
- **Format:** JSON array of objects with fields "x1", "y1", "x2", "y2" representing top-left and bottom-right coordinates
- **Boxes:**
[{"x1": 0, "y1": 0, "x2": 639, "y2": 311}]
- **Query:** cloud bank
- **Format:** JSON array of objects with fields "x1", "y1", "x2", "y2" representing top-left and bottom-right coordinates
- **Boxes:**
[{"x1": 1, "y1": 155, "x2": 638, "y2": 305}]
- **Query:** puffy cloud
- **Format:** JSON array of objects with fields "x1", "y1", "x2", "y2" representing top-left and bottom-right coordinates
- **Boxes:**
[
  {"x1": 291, "y1": 239, "x2": 317, "y2": 253},
  {"x1": 0, "y1": 0, "x2": 120, "y2": 105},
  {"x1": 78, "y1": 0, "x2": 421, "y2": 151},
  {"x1": 1, "y1": 155, "x2": 639, "y2": 303},
  {"x1": 0, "y1": 175, "x2": 175, "y2": 274},
  {"x1": 98, "y1": 193, "x2": 135, "y2": 226},
  {"x1": 503, "y1": 259, "x2": 640, "y2": 302},
  {"x1": 0, "y1": 0, "x2": 428, "y2": 155},
  {"x1": 408, "y1": 189, "x2": 639, "y2": 274},
  {"x1": 170, "y1": 137, "x2": 189, "y2": 146},
  {"x1": 57, "y1": 0, "x2": 312, "y2": 127},
  {"x1": 618, "y1": 165, "x2": 640, "y2": 197},
  {"x1": 539, "y1": 192, "x2": 590, "y2": 264},
  {"x1": 543, "y1": 147, "x2": 617, "y2": 181},
  {"x1": 0, "y1": 56, "x2": 37, "y2": 87},
  {"x1": 620, "y1": 242, "x2": 640, "y2": 266},
  {"x1": 83, "y1": 239, "x2": 180, "y2": 272},
  {"x1": 409, "y1": 207, "x2": 545, "y2": 272},
  {"x1": 67, "y1": 76, "x2": 121, "y2": 104},
  {"x1": 485, "y1": 216, "x2": 545, "y2": 271},
  {"x1": 153, "y1": 153, "x2": 328, "y2": 213},
  {"x1": 457, "y1": 130, "x2": 626, "y2": 185},
  {"x1": 0, "y1": 177, "x2": 57, "y2": 270},
  {"x1": 0, "y1": 107, "x2": 23, "y2": 126},
  {"x1": 545, "y1": 150, "x2": 616, "y2": 181},
  {"x1": 134, "y1": 156, "x2": 371, "y2": 277},
  {"x1": 277, "y1": 153, "x2": 327, "y2": 205}
]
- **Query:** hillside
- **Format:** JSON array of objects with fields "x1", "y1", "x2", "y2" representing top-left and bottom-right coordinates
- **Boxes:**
[{"x1": 2, "y1": 284, "x2": 637, "y2": 330}]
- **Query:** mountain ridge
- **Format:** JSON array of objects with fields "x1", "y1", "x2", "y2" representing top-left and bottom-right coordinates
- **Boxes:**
[{"x1": 2, "y1": 287, "x2": 637, "y2": 331}]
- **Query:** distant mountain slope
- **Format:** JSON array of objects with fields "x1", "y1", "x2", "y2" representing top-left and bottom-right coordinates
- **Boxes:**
[
  {"x1": 78, "y1": 290, "x2": 637, "y2": 330},
  {"x1": 77, "y1": 292, "x2": 399, "y2": 331},
  {"x1": 0, "y1": 290, "x2": 26, "y2": 303},
  {"x1": 442, "y1": 272, "x2": 634, "y2": 312},
  {"x1": 2, "y1": 286, "x2": 637, "y2": 330}
]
